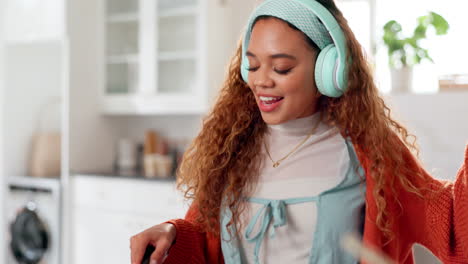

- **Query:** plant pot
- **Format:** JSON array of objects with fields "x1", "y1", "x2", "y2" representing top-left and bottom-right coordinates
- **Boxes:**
[{"x1": 390, "y1": 66, "x2": 413, "y2": 93}]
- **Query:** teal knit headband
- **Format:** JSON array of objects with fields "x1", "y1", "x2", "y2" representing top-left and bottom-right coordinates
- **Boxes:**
[{"x1": 242, "y1": 0, "x2": 333, "y2": 53}]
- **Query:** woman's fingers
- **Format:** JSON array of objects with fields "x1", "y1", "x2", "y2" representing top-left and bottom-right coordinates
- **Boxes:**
[
  {"x1": 130, "y1": 233, "x2": 149, "y2": 264},
  {"x1": 149, "y1": 239, "x2": 171, "y2": 264},
  {"x1": 130, "y1": 224, "x2": 177, "y2": 264}
]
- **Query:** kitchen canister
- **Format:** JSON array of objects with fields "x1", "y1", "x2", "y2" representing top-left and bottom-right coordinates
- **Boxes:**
[
  {"x1": 143, "y1": 153, "x2": 172, "y2": 179},
  {"x1": 29, "y1": 97, "x2": 61, "y2": 178},
  {"x1": 116, "y1": 138, "x2": 138, "y2": 171}
]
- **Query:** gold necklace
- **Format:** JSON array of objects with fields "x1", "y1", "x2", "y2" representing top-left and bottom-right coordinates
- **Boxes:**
[{"x1": 264, "y1": 119, "x2": 320, "y2": 168}]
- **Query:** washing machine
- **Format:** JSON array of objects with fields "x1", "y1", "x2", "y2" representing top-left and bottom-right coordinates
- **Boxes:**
[{"x1": 4, "y1": 176, "x2": 61, "y2": 264}]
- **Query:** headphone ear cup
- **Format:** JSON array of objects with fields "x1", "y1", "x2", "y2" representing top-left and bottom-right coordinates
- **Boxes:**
[
  {"x1": 241, "y1": 55, "x2": 250, "y2": 83},
  {"x1": 314, "y1": 44, "x2": 343, "y2": 97}
]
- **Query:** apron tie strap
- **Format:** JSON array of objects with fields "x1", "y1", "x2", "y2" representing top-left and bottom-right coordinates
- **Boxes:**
[{"x1": 244, "y1": 196, "x2": 319, "y2": 264}]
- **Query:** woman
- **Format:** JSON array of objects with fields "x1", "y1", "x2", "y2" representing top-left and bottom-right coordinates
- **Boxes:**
[{"x1": 130, "y1": 0, "x2": 468, "y2": 263}]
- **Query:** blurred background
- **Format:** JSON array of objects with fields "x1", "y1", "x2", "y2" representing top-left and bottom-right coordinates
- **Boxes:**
[{"x1": 0, "y1": 0, "x2": 467, "y2": 263}]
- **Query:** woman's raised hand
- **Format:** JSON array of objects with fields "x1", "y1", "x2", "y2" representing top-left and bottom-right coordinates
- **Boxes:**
[{"x1": 130, "y1": 223, "x2": 177, "y2": 264}]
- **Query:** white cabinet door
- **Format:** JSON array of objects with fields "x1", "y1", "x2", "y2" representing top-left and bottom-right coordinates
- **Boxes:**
[
  {"x1": 71, "y1": 175, "x2": 187, "y2": 264},
  {"x1": 73, "y1": 208, "x2": 175, "y2": 264},
  {"x1": 103, "y1": 0, "x2": 140, "y2": 95}
]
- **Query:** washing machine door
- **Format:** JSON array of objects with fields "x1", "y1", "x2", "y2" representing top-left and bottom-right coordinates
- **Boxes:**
[{"x1": 10, "y1": 206, "x2": 49, "y2": 264}]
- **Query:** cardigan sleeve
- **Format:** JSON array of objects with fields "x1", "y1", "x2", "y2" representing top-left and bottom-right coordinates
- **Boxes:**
[
  {"x1": 161, "y1": 203, "x2": 223, "y2": 264},
  {"x1": 418, "y1": 144, "x2": 468, "y2": 263}
]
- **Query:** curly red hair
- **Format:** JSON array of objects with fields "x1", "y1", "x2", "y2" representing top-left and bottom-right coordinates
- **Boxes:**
[{"x1": 176, "y1": 0, "x2": 428, "y2": 242}]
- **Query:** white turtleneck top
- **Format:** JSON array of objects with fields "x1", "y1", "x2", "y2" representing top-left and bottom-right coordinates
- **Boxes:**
[{"x1": 238, "y1": 112, "x2": 351, "y2": 263}]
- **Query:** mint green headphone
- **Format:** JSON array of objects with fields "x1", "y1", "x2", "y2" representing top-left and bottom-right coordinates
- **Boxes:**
[{"x1": 241, "y1": 0, "x2": 348, "y2": 98}]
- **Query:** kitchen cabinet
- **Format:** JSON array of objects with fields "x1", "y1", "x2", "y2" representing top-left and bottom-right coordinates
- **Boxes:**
[
  {"x1": 70, "y1": 175, "x2": 187, "y2": 264},
  {"x1": 101, "y1": 0, "x2": 218, "y2": 115}
]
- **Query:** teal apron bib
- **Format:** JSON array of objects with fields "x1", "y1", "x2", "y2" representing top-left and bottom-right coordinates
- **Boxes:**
[{"x1": 220, "y1": 139, "x2": 366, "y2": 264}]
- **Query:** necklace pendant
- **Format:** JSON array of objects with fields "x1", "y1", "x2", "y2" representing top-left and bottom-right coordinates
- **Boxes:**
[{"x1": 273, "y1": 162, "x2": 280, "y2": 168}]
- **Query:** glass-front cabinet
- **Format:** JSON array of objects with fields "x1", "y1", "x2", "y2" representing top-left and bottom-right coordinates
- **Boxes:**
[
  {"x1": 105, "y1": 0, "x2": 139, "y2": 95},
  {"x1": 157, "y1": 0, "x2": 198, "y2": 95},
  {"x1": 102, "y1": 0, "x2": 208, "y2": 115}
]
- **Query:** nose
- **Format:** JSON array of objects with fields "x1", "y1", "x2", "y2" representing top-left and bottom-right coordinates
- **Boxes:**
[{"x1": 252, "y1": 68, "x2": 274, "y2": 88}]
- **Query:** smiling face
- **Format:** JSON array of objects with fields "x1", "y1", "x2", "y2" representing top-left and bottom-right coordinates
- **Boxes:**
[{"x1": 246, "y1": 17, "x2": 321, "y2": 125}]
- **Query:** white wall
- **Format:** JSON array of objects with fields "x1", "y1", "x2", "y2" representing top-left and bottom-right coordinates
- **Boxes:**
[
  {"x1": 386, "y1": 91, "x2": 468, "y2": 180},
  {"x1": 3, "y1": 43, "x2": 63, "y2": 177},
  {"x1": 0, "y1": 1, "x2": 5, "y2": 262},
  {"x1": 68, "y1": 0, "x2": 121, "y2": 174},
  {"x1": 205, "y1": 0, "x2": 237, "y2": 104}
]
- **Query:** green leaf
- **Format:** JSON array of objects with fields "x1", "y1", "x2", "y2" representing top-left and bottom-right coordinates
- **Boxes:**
[
  {"x1": 413, "y1": 24, "x2": 427, "y2": 40},
  {"x1": 421, "y1": 48, "x2": 434, "y2": 63},
  {"x1": 400, "y1": 54, "x2": 407, "y2": 67},
  {"x1": 406, "y1": 37, "x2": 418, "y2": 48},
  {"x1": 414, "y1": 53, "x2": 422, "y2": 64},
  {"x1": 383, "y1": 20, "x2": 402, "y2": 34},
  {"x1": 429, "y1": 12, "x2": 449, "y2": 35},
  {"x1": 416, "y1": 48, "x2": 434, "y2": 63}
]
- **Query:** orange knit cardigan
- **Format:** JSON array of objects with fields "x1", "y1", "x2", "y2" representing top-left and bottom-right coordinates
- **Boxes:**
[{"x1": 163, "y1": 143, "x2": 468, "y2": 264}]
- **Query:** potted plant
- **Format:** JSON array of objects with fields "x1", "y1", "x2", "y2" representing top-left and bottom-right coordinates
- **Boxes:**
[{"x1": 382, "y1": 11, "x2": 449, "y2": 93}]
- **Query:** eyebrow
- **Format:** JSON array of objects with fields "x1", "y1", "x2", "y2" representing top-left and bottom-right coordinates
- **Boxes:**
[{"x1": 246, "y1": 51, "x2": 297, "y2": 60}]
